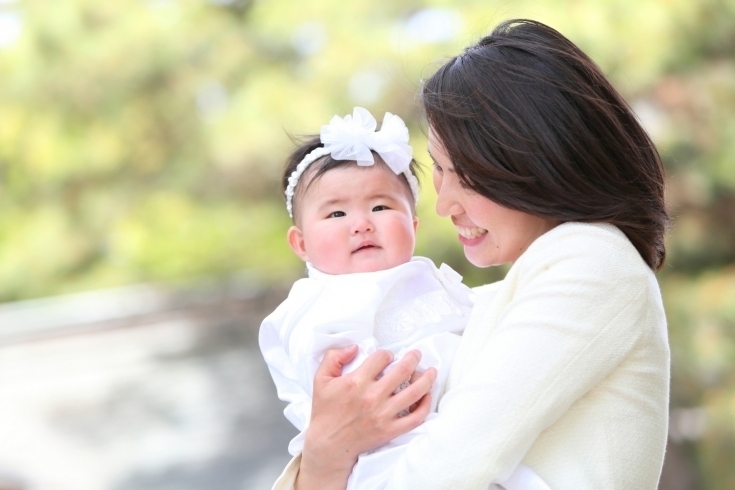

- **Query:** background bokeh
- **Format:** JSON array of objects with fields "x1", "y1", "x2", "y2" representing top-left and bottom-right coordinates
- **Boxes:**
[{"x1": 0, "y1": 0, "x2": 734, "y2": 488}]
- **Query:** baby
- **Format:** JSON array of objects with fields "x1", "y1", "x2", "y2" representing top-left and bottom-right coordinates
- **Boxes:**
[{"x1": 259, "y1": 108, "x2": 549, "y2": 490}]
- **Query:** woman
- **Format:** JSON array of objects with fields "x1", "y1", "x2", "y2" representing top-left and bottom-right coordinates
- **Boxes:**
[{"x1": 276, "y1": 19, "x2": 670, "y2": 490}]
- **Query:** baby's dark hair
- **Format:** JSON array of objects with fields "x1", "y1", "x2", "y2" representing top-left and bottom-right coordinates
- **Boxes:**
[{"x1": 282, "y1": 135, "x2": 421, "y2": 222}]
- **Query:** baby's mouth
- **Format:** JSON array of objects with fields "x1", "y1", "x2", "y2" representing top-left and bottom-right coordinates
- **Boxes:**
[
  {"x1": 456, "y1": 225, "x2": 488, "y2": 239},
  {"x1": 353, "y1": 241, "x2": 379, "y2": 253}
]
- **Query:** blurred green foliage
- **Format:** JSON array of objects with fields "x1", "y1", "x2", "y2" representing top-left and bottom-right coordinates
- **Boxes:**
[{"x1": 0, "y1": 0, "x2": 734, "y2": 486}]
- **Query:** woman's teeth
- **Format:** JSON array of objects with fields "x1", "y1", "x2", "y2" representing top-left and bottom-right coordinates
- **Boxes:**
[{"x1": 457, "y1": 226, "x2": 488, "y2": 239}]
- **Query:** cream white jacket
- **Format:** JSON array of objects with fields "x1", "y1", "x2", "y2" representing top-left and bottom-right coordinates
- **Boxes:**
[{"x1": 273, "y1": 222, "x2": 670, "y2": 489}]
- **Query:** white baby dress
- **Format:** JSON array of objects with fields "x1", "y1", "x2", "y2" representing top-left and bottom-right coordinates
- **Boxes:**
[{"x1": 259, "y1": 256, "x2": 550, "y2": 490}]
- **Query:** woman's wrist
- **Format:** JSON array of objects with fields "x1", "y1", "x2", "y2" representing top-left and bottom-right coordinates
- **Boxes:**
[
  {"x1": 302, "y1": 427, "x2": 358, "y2": 472},
  {"x1": 295, "y1": 437, "x2": 355, "y2": 490},
  {"x1": 295, "y1": 459, "x2": 353, "y2": 490}
]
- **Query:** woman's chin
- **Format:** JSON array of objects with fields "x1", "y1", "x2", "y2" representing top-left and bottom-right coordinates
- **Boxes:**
[
  {"x1": 465, "y1": 253, "x2": 497, "y2": 268},
  {"x1": 462, "y1": 237, "x2": 508, "y2": 267},
  {"x1": 459, "y1": 233, "x2": 491, "y2": 267}
]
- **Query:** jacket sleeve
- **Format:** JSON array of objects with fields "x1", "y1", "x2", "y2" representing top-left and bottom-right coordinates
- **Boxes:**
[{"x1": 384, "y1": 229, "x2": 654, "y2": 489}]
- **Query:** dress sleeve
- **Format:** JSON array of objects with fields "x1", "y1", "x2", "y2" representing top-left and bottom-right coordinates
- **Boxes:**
[
  {"x1": 259, "y1": 297, "x2": 314, "y2": 440},
  {"x1": 260, "y1": 278, "x2": 385, "y2": 455},
  {"x1": 384, "y1": 233, "x2": 654, "y2": 489}
]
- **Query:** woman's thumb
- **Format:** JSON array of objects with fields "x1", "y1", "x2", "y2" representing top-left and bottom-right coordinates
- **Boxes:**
[{"x1": 316, "y1": 345, "x2": 359, "y2": 379}]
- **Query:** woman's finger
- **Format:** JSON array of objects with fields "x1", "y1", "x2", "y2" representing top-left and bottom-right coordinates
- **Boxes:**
[
  {"x1": 406, "y1": 368, "x2": 431, "y2": 412},
  {"x1": 314, "y1": 345, "x2": 359, "y2": 381},
  {"x1": 389, "y1": 367, "x2": 437, "y2": 415},
  {"x1": 390, "y1": 392, "x2": 433, "y2": 439},
  {"x1": 378, "y1": 350, "x2": 422, "y2": 395},
  {"x1": 406, "y1": 370, "x2": 422, "y2": 412},
  {"x1": 352, "y1": 349, "x2": 395, "y2": 381}
]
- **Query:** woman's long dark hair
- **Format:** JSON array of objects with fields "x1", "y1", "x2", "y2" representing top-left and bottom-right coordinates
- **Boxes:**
[{"x1": 422, "y1": 19, "x2": 668, "y2": 270}]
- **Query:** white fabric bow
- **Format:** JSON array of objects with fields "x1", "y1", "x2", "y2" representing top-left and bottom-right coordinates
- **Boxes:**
[
  {"x1": 285, "y1": 107, "x2": 419, "y2": 218},
  {"x1": 320, "y1": 107, "x2": 413, "y2": 174}
]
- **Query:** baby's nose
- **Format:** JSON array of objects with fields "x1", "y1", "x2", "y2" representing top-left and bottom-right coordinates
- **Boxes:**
[{"x1": 351, "y1": 215, "x2": 374, "y2": 234}]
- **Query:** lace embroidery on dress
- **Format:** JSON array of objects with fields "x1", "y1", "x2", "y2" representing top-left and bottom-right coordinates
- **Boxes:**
[{"x1": 374, "y1": 289, "x2": 463, "y2": 345}]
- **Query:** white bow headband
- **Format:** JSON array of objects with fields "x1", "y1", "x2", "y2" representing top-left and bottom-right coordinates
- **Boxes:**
[{"x1": 285, "y1": 107, "x2": 419, "y2": 217}]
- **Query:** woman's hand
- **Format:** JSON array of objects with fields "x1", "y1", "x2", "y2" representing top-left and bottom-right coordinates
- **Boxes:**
[{"x1": 295, "y1": 345, "x2": 437, "y2": 490}]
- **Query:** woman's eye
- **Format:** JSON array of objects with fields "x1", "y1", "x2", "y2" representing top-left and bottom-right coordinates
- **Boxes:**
[
  {"x1": 372, "y1": 205, "x2": 388, "y2": 212},
  {"x1": 432, "y1": 162, "x2": 443, "y2": 173},
  {"x1": 328, "y1": 211, "x2": 346, "y2": 218}
]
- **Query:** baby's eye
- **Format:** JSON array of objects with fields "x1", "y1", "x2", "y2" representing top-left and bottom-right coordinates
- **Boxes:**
[
  {"x1": 328, "y1": 211, "x2": 346, "y2": 218},
  {"x1": 372, "y1": 205, "x2": 389, "y2": 212}
]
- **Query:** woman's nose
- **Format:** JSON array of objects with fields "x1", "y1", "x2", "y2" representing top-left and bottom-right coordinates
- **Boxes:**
[{"x1": 435, "y1": 179, "x2": 463, "y2": 217}]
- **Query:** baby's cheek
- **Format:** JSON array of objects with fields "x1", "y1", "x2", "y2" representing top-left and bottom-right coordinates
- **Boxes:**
[{"x1": 400, "y1": 230, "x2": 418, "y2": 263}]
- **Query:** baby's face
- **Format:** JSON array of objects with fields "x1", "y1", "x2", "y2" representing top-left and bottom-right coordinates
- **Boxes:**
[{"x1": 288, "y1": 163, "x2": 418, "y2": 275}]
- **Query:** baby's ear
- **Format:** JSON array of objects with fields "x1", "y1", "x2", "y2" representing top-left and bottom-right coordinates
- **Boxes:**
[
  {"x1": 413, "y1": 215, "x2": 419, "y2": 232},
  {"x1": 287, "y1": 225, "x2": 309, "y2": 262}
]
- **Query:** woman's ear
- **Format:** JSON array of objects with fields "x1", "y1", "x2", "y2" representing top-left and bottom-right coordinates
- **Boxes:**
[{"x1": 287, "y1": 225, "x2": 309, "y2": 262}]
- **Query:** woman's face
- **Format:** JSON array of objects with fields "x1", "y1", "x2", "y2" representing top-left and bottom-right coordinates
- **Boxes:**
[{"x1": 428, "y1": 128, "x2": 559, "y2": 267}]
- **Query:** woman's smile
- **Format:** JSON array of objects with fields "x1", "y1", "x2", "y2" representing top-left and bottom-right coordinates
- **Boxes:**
[{"x1": 455, "y1": 223, "x2": 489, "y2": 244}]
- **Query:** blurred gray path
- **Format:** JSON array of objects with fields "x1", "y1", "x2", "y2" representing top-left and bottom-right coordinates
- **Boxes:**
[{"x1": 0, "y1": 282, "x2": 297, "y2": 490}]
